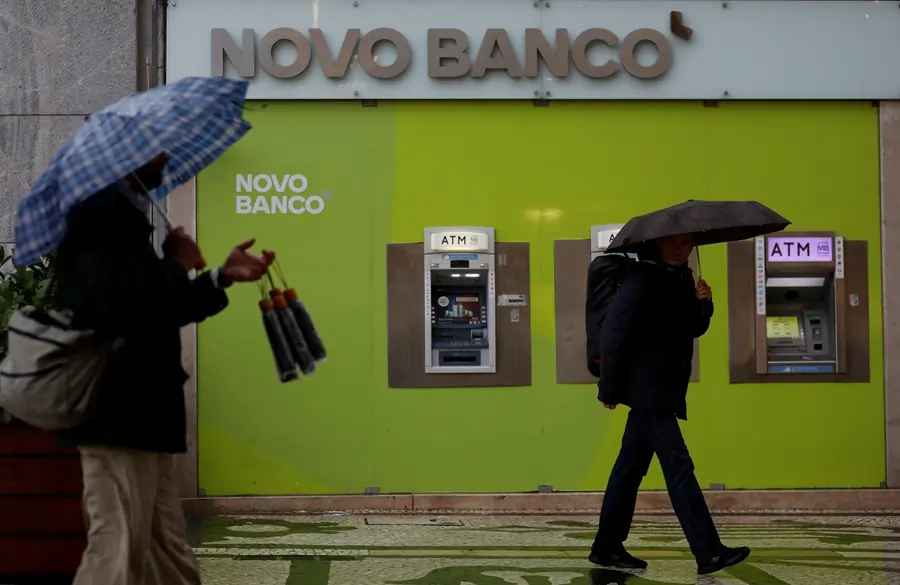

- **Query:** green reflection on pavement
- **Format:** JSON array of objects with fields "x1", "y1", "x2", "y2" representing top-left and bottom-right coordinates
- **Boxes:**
[
  {"x1": 200, "y1": 517, "x2": 357, "y2": 544},
  {"x1": 286, "y1": 560, "x2": 331, "y2": 585}
]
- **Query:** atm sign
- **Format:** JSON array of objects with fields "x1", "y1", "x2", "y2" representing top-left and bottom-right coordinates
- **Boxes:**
[
  {"x1": 430, "y1": 232, "x2": 490, "y2": 253},
  {"x1": 767, "y1": 236, "x2": 833, "y2": 263}
]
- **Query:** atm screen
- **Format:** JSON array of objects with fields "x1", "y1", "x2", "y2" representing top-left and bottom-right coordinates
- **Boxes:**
[
  {"x1": 767, "y1": 315, "x2": 801, "y2": 341},
  {"x1": 434, "y1": 292, "x2": 484, "y2": 325}
]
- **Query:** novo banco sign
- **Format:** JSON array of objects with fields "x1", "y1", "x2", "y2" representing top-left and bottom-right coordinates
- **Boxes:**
[{"x1": 211, "y1": 27, "x2": 673, "y2": 81}]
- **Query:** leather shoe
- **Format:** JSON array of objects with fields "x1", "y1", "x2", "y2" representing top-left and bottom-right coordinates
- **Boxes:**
[
  {"x1": 589, "y1": 547, "x2": 648, "y2": 570},
  {"x1": 697, "y1": 546, "x2": 751, "y2": 575}
]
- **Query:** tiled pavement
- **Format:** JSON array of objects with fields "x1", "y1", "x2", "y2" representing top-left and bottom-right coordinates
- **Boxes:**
[{"x1": 192, "y1": 513, "x2": 900, "y2": 584}]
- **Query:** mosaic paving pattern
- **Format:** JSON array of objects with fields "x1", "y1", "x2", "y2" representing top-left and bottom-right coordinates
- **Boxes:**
[{"x1": 193, "y1": 514, "x2": 900, "y2": 584}]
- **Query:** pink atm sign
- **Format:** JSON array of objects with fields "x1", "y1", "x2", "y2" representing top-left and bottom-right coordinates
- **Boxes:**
[{"x1": 767, "y1": 236, "x2": 833, "y2": 263}]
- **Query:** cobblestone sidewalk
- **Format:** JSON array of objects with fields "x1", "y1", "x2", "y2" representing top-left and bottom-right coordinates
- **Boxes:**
[{"x1": 193, "y1": 513, "x2": 900, "y2": 584}]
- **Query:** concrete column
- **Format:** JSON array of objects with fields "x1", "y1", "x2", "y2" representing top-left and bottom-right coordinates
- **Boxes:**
[{"x1": 881, "y1": 102, "x2": 900, "y2": 487}]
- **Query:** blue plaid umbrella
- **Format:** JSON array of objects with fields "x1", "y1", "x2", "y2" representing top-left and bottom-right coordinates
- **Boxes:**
[{"x1": 14, "y1": 76, "x2": 251, "y2": 266}]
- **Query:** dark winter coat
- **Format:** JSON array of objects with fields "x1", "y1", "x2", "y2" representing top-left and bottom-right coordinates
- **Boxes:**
[
  {"x1": 597, "y1": 260, "x2": 712, "y2": 420},
  {"x1": 55, "y1": 184, "x2": 228, "y2": 453}
]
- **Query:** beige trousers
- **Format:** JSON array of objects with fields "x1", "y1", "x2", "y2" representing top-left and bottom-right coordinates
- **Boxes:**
[{"x1": 73, "y1": 447, "x2": 200, "y2": 585}]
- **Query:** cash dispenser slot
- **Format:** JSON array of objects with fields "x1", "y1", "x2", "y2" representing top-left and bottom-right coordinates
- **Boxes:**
[{"x1": 439, "y1": 351, "x2": 481, "y2": 366}]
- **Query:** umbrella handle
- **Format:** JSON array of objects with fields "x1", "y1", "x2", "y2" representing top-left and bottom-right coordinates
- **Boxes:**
[
  {"x1": 695, "y1": 247, "x2": 702, "y2": 280},
  {"x1": 147, "y1": 193, "x2": 172, "y2": 230},
  {"x1": 130, "y1": 173, "x2": 172, "y2": 229}
]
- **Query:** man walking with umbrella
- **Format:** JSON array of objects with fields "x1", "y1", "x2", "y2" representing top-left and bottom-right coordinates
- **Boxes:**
[
  {"x1": 54, "y1": 152, "x2": 273, "y2": 585},
  {"x1": 10, "y1": 78, "x2": 271, "y2": 584},
  {"x1": 587, "y1": 200, "x2": 789, "y2": 576}
]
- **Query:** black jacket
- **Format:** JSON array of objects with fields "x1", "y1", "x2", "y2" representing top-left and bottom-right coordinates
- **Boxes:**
[
  {"x1": 597, "y1": 260, "x2": 712, "y2": 420},
  {"x1": 55, "y1": 184, "x2": 228, "y2": 453}
]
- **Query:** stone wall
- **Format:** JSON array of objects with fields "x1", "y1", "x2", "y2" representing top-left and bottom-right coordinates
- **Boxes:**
[{"x1": 0, "y1": 0, "x2": 138, "y2": 244}]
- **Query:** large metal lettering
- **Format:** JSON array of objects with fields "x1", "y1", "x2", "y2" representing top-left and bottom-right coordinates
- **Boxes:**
[
  {"x1": 357, "y1": 28, "x2": 413, "y2": 79},
  {"x1": 308, "y1": 29, "x2": 359, "y2": 78},
  {"x1": 210, "y1": 27, "x2": 413, "y2": 79},
  {"x1": 427, "y1": 28, "x2": 470, "y2": 78},
  {"x1": 211, "y1": 27, "x2": 673, "y2": 81},
  {"x1": 427, "y1": 27, "x2": 672, "y2": 80}
]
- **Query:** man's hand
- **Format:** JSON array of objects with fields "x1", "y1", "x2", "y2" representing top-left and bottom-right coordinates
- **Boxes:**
[
  {"x1": 164, "y1": 227, "x2": 206, "y2": 271},
  {"x1": 220, "y1": 239, "x2": 275, "y2": 284},
  {"x1": 696, "y1": 278, "x2": 712, "y2": 300},
  {"x1": 603, "y1": 403, "x2": 617, "y2": 410}
]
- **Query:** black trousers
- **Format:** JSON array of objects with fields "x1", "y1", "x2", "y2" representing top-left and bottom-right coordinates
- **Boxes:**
[{"x1": 591, "y1": 408, "x2": 721, "y2": 559}]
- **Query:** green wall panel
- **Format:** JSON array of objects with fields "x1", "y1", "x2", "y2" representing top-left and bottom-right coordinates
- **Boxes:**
[{"x1": 197, "y1": 100, "x2": 883, "y2": 495}]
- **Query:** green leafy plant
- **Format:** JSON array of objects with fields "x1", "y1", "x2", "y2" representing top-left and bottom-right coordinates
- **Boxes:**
[{"x1": 0, "y1": 246, "x2": 57, "y2": 423}]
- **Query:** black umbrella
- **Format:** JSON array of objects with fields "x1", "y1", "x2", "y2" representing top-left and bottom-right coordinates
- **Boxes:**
[
  {"x1": 273, "y1": 260, "x2": 327, "y2": 363},
  {"x1": 258, "y1": 280, "x2": 299, "y2": 383},
  {"x1": 606, "y1": 200, "x2": 790, "y2": 255},
  {"x1": 267, "y1": 272, "x2": 317, "y2": 376}
]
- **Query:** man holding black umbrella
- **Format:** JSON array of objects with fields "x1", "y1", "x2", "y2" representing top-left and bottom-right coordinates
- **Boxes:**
[
  {"x1": 589, "y1": 200, "x2": 790, "y2": 575},
  {"x1": 587, "y1": 200, "x2": 789, "y2": 575},
  {"x1": 588, "y1": 233, "x2": 750, "y2": 575}
]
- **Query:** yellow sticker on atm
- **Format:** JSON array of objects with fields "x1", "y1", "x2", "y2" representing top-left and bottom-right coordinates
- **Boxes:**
[{"x1": 767, "y1": 316, "x2": 801, "y2": 339}]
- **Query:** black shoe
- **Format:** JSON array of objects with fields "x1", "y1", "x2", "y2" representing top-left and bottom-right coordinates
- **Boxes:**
[
  {"x1": 697, "y1": 546, "x2": 751, "y2": 575},
  {"x1": 589, "y1": 548, "x2": 649, "y2": 570}
]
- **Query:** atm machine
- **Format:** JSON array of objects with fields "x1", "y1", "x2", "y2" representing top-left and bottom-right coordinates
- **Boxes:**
[
  {"x1": 755, "y1": 232, "x2": 845, "y2": 374},
  {"x1": 423, "y1": 226, "x2": 496, "y2": 374}
]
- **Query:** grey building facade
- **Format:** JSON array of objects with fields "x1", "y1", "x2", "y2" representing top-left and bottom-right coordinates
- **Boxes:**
[{"x1": 0, "y1": 0, "x2": 164, "y2": 244}]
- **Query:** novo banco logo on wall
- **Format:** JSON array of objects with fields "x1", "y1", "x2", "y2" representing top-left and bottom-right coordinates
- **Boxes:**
[{"x1": 235, "y1": 173, "x2": 330, "y2": 215}]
